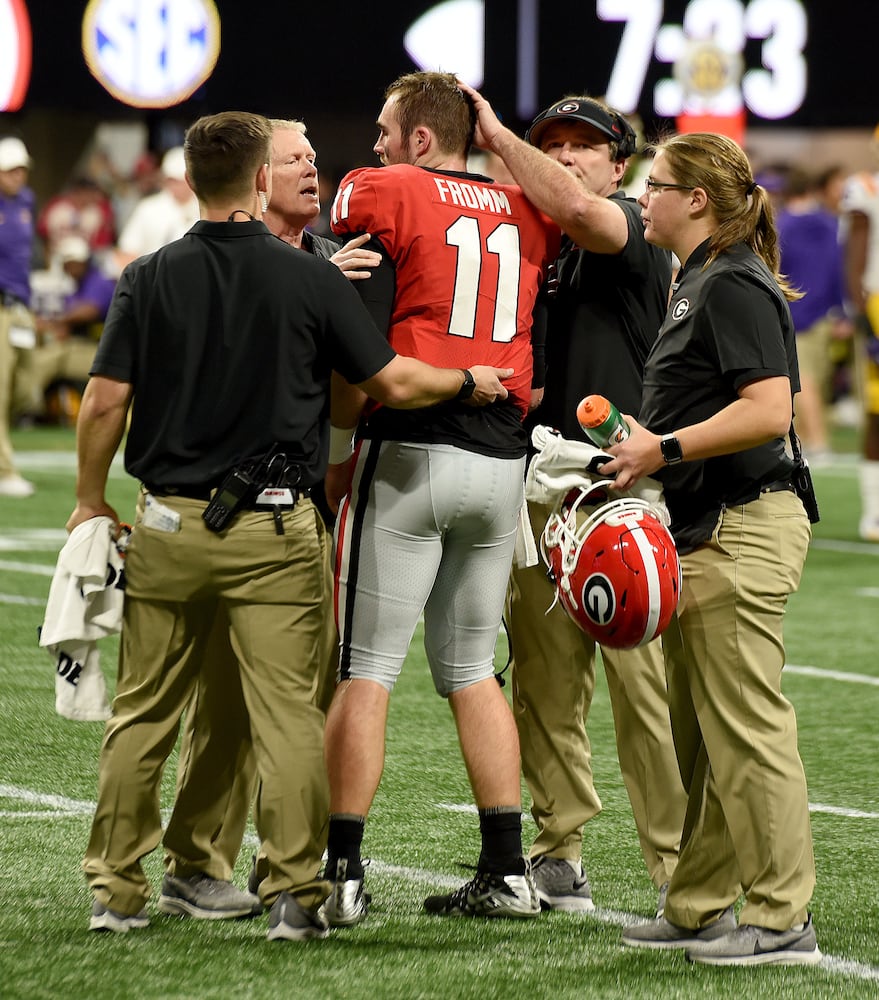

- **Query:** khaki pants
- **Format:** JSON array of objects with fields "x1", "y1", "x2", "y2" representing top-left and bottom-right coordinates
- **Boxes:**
[
  {"x1": 0, "y1": 301, "x2": 34, "y2": 478},
  {"x1": 162, "y1": 610, "x2": 258, "y2": 881},
  {"x1": 164, "y1": 510, "x2": 339, "y2": 881},
  {"x1": 508, "y1": 500, "x2": 686, "y2": 887},
  {"x1": 31, "y1": 336, "x2": 97, "y2": 405},
  {"x1": 83, "y1": 494, "x2": 330, "y2": 915},
  {"x1": 662, "y1": 489, "x2": 815, "y2": 931}
]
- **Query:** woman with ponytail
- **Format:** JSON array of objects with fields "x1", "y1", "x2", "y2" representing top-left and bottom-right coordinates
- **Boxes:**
[{"x1": 603, "y1": 132, "x2": 820, "y2": 967}]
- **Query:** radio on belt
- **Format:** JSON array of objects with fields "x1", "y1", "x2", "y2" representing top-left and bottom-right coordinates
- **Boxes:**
[{"x1": 202, "y1": 468, "x2": 256, "y2": 532}]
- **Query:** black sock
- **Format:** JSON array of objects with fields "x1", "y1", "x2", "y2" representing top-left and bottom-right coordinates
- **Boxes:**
[
  {"x1": 326, "y1": 813, "x2": 366, "y2": 880},
  {"x1": 477, "y1": 806, "x2": 525, "y2": 875}
]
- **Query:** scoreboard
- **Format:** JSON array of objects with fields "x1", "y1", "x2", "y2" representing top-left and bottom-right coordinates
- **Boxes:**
[
  {"x1": 4, "y1": 0, "x2": 876, "y2": 133},
  {"x1": 484, "y1": 0, "x2": 876, "y2": 132}
]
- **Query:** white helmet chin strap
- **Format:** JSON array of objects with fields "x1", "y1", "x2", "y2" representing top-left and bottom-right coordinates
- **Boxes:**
[{"x1": 541, "y1": 491, "x2": 666, "y2": 614}]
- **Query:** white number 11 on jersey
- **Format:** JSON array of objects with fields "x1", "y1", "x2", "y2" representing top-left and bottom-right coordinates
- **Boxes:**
[{"x1": 446, "y1": 217, "x2": 521, "y2": 344}]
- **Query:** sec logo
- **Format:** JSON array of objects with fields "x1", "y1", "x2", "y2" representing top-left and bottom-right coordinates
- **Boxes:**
[{"x1": 82, "y1": 0, "x2": 220, "y2": 109}]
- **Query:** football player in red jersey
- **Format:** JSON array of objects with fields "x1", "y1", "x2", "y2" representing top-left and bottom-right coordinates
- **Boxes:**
[
  {"x1": 458, "y1": 84, "x2": 685, "y2": 918},
  {"x1": 321, "y1": 71, "x2": 560, "y2": 924}
]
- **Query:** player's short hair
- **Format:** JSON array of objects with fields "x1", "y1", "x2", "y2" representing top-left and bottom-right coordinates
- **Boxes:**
[
  {"x1": 384, "y1": 71, "x2": 475, "y2": 156},
  {"x1": 184, "y1": 111, "x2": 272, "y2": 203}
]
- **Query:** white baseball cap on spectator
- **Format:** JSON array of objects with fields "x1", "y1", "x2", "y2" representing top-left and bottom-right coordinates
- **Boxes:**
[
  {"x1": 161, "y1": 147, "x2": 187, "y2": 181},
  {"x1": 56, "y1": 234, "x2": 92, "y2": 264},
  {"x1": 0, "y1": 136, "x2": 32, "y2": 171}
]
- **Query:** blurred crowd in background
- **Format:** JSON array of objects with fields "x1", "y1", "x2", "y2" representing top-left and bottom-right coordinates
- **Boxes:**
[{"x1": 2, "y1": 120, "x2": 879, "y2": 538}]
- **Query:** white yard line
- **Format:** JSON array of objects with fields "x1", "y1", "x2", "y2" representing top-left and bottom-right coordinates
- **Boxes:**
[
  {"x1": 14, "y1": 451, "x2": 126, "y2": 474},
  {"x1": 808, "y1": 803, "x2": 879, "y2": 820},
  {"x1": 0, "y1": 784, "x2": 95, "y2": 812},
  {"x1": 0, "y1": 528, "x2": 68, "y2": 551},
  {"x1": 810, "y1": 538, "x2": 879, "y2": 557},
  {"x1": 0, "y1": 559, "x2": 55, "y2": 577},
  {"x1": 0, "y1": 593, "x2": 46, "y2": 606},
  {"x1": 436, "y1": 800, "x2": 879, "y2": 822},
  {"x1": 786, "y1": 664, "x2": 879, "y2": 687},
  {"x1": 1, "y1": 782, "x2": 878, "y2": 981}
]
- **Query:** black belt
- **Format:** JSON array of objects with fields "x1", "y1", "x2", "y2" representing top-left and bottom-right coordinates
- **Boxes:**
[
  {"x1": 1, "y1": 290, "x2": 26, "y2": 307},
  {"x1": 760, "y1": 479, "x2": 796, "y2": 495},
  {"x1": 726, "y1": 479, "x2": 795, "y2": 507},
  {"x1": 145, "y1": 483, "x2": 217, "y2": 502},
  {"x1": 144, "y1": 483, "x2": 311, "y2": 508}
]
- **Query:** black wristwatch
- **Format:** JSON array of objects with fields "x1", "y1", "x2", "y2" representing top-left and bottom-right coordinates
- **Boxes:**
[
  {"x1": 455, "y1": 368, "x2": 476, "y2": 401},
  {"x1": 660, "y1": 433, "x2": 683, "y2": 465}
]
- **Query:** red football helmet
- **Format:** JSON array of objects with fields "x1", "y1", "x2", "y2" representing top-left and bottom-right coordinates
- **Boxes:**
[{"x1": 541, "y1": 492, "x2": 681, "y2": 649}]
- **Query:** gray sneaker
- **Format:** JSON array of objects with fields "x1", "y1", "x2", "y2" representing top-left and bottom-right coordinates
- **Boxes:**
[
  {"x1": 158, "y1": 873, "x2": 262, "y2": 920},
  {"x1": 321, "y1": 858, "x2": 370, "y2": 927},
  {"x1": 622, "y1": 906, "x2": 736, "y2": 949},
  {"x1": 424, "y1": 866, "x2": 540, "y2": 918},
  {"x1": 531, "y1": 855, "x2": 594, "y2": 913},
  {"x1": 266, "y1": 891, "x2": 329, "y2": 942},
  {"x1": 686, "y1": 916, "x2": 822, "y2": 966},
  {"x1": 89, "y1": 900, "x2": 149, "y2": 933}
]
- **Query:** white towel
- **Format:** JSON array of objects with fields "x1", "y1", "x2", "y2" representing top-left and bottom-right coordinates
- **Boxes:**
[
  {"x1": 513, "y1": 493, "x2": 540, "y2": 568},
  {"x1": 525, "y1": 425, "x2": 616, "y2": 505},
  {"x1": 525, "y1": 424, "x2": 668, "y2": 515},
  {"x1": 39, "y1": 516, "x2": 126, "y2": 722}
]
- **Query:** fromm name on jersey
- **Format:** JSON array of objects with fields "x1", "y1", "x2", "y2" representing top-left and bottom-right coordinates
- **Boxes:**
[{"x1": 433, "y1": 177, "x2": 512, "y2": 215}]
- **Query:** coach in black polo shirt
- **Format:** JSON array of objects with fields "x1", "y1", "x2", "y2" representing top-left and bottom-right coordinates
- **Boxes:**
[{"x1": 67, "y1": 111, "x2": 512, "y2": 942}]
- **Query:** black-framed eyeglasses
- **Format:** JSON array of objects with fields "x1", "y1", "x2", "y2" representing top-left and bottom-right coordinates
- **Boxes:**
[{"x1": 644, "y1": 178, "x2": 696, "y2": 193}]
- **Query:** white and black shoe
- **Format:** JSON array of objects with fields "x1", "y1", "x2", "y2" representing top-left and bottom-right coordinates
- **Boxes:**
[
  {"x1": 321, "y1": 858, "x2": 370, "y2": 927},
  {"x1": 424, "y1": 865, "x2": 540, "y2": 918}
]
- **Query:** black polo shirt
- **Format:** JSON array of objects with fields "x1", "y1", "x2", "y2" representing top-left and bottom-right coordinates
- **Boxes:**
[
  {"x1": 91, "y1": 220, "x2": 395, "y2": 490},
  {"x1": 640, "y1": 238, "x2": 800, "y2": 552},
  {"x1": 533, "y1": 193, "x2": 673, "y2": 440}
]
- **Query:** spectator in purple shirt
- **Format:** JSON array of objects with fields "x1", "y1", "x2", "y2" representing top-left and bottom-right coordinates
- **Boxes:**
[
  {"x1": 777, "y1": 166, "x2": 853, "y2": 461},
  {"x1": 30, "y1": 235, "x2": 117, "y2": 424},
  {"x1": 0, "y1": 135, "x2": 37, "y2": 497}
]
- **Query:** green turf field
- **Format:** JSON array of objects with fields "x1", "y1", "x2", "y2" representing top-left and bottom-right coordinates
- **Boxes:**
[{"x1": 1, "y1": 426, "x2": 877, "y2": 999}]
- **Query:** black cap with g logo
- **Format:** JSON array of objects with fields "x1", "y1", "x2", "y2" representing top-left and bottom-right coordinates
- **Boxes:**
[{"x1": 525, "y1": 99, "x2": 637, "y2": 160}]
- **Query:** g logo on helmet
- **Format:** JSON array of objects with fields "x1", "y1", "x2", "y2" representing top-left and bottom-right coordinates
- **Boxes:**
[
  {"x1": 542, "y1": 494, "x2": 681, "y2": 649},
  {"x1": 582, "y1": 573, "x2": 615, "y2": 626}
]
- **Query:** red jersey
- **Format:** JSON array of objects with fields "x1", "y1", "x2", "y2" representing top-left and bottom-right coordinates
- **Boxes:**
[{"x1": 331, "y1": 164, "x2": 559, "y2": 419}]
